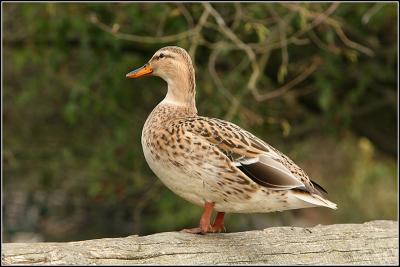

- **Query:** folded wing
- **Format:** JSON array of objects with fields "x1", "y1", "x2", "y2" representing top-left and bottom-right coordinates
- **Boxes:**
[{"x1": 177, "y1": 116, "x2": 328, "y2": 196}]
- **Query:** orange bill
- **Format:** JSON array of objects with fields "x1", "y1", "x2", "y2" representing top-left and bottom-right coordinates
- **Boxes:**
[{"x1": 126, "y1": 64, "x2": 153, "y2": 78}]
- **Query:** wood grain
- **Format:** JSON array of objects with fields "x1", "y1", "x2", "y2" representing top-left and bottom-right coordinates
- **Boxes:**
[{"x1": 2, "y1": 220, "x2": 398, "y2": 265}]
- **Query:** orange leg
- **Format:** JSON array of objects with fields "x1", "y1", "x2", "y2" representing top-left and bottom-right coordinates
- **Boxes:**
[
  {"x1": 211, "y1": 212, "x2": 226, "y2": 233},
  {"x1": 181, "y1": 202, "x2": 214, "y2": 234}
]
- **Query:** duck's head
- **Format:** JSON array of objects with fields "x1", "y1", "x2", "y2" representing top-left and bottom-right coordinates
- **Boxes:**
[{"x1": 126, "y1": 46, "x2": 196, "y2": 108}]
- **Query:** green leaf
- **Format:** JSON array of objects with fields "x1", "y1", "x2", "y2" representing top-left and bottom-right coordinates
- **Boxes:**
[
  {"x1": 277, "y1": 64, "x2": 288, "y2": 84},
  {"x1": 254, "y1": 23, "x2": 269, "y2": 42}
]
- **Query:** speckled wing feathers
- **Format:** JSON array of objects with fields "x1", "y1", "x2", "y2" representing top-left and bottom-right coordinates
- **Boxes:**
[{"x1": 177, "y1": 116, "x2": 325, "y2": 195}]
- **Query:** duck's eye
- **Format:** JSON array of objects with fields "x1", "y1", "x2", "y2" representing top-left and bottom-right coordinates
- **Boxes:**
[{"x1": 159, "y1": 53, "x2": 164, "y2": 59}]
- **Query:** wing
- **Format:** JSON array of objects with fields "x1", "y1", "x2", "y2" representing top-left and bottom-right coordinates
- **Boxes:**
[{"x1": 176, "y1": 116, "x2": 326, "y2": 196}]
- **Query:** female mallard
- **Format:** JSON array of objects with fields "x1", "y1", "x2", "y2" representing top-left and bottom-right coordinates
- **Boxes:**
[{"x1": 126, "y1": 46, "x2": 337, "y2": 234}]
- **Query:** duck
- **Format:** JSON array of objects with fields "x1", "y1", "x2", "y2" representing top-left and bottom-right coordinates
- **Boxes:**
[{"x1": 126, "y1": 46, "x2": 337, "y2": 234}]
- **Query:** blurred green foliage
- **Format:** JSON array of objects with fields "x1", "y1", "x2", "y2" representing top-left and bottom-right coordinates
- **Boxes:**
[{"x1": 3, "y1": 3, "x2": 397, "y2": 242}]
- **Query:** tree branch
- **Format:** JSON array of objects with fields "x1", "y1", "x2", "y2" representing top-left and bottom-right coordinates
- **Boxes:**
[
  {"x1": 88, "y1": 13, "x2": 193, "y2": 44},
  {"x1": 2, "y1": 221, "x2": 397, "y2": 265}
]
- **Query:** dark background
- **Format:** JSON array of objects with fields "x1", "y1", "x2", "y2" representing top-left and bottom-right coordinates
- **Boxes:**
[{"x1": 2, "y1": 2, "x2": 397, "y2": 242}]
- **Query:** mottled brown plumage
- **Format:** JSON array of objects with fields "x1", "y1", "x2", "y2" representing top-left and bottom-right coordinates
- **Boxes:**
[{"x1": 127, "y1": 46, "x2": 337, "y2": 234}]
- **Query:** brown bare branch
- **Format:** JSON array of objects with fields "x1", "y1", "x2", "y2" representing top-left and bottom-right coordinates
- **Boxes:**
[
  {"x1": 88, "y1": 13, "x2": 193, "y2": 44},
  {"x1": 251, "y1": 57, "x2": 322, "y2": 102},
  {"x1": 281, "y1": 3, "x2": 374, "y2": 56}
]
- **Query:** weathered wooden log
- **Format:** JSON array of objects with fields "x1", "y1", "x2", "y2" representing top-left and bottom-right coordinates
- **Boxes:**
[{"x1": 2, "y1": 220, "x2": 398, "y2": 265}]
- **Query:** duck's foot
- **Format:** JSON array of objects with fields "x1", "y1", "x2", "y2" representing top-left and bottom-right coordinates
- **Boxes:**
[
  {"x1": 180, "y1": 225, "x2": 212, "y2": 234},
  {"x1": 211, "y1": 223, "x2": 226, "y2": 233},
  {"x1": 180, "y1": 227, "x2": 204, "y2": 234},
  {"x1": 179, "y1": 203, "x2": 228, "y2": 234},
  {"x1": 180, "y1": 201, "x2": 217, "y2": 234},
  {"x1": 180, "y1": 225, "x2": 224, "y2": 234},
  {"x1": 211, "y1": 212, "x2": 226, "y2": 233}
]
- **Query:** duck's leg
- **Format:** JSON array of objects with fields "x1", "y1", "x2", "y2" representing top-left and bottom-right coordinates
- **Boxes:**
[
  {"x1": 211, "y1": 212, "x2": 226, "y2": 233},
  {"x1": 181, "y1": 202, "x2": 214, "y2": 234}
]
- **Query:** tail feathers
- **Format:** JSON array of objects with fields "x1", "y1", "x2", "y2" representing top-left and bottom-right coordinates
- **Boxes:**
[{"x1": 292, "y1": 190, "x2": 337, "y2": 210}]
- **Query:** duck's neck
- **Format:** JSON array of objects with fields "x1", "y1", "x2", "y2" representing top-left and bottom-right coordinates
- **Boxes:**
[{"x1": 161, "y1": 69, "x2": 197, "y2": 114}]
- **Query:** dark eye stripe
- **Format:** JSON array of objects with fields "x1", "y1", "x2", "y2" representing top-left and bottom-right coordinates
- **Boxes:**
[{"x1": 155, "y1": 54, "x2": 175, "y2": 60}]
